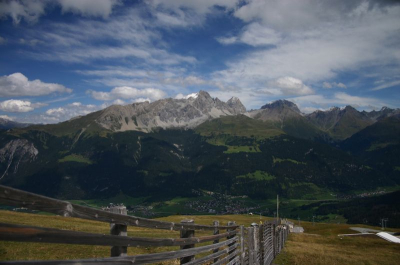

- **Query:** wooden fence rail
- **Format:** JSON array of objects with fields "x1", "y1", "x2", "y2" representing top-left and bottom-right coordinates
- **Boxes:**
[
  {"x1": 0, "y1": 185, "x2": 238, "y2": 231},
  {"x1": 0, "y1": 185, "x2": 290, "y2": 265},
  {"x1": 0, "y1": 223, "x2": 237, "y2": 247}
]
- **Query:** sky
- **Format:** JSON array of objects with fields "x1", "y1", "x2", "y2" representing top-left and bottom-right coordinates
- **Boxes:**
[{"x1": 0, "y1": 0, "x2": 399, "y2": 124}]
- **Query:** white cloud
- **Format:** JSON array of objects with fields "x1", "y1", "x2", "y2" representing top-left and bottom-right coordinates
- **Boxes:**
[
  {"x1": 212, "y1": 2, "x2": 400, "y2": 93},
  {"x1": 0, "y1": 115, "x2": 14, "y2": 121},
  {"x1": 233, "y1": 0, "x2": 377, "y2": 32},
  {"x1": 112, "y1": 99, "x2": 125, "y2": 105},
  {"x1": 218, "y1": 23, "x2": 281, "y2": 47},
  {"x1": 0, "y1": 36, "x2": 6, "y2": 44},
  {"x1": 44, "y1": 102, "x2": 100, "y2": 121},
  {"x1": 24, "y1": 12, "x2": 196, "y2": 65},
  {"x1": 240, "y1": 23, "x2": 281, "y2": 46},
  {"x1": 323, "y1": 82, "x2": 347, "y2": 89},
  {"x1": 371, "y1": 80, "x2": 400, "y2": 91},
  {"x1": 19, "y1": 38, "x2": 41, "y2": 46},
  {"x1": 334, "y1": 92, "x2": 379, "y2": 107},
  {"x1": 88, "y1": 87, "x2": 166, "y2": 101},
  {"x1": 58, "y1": 0, "x2": 119, "y2": 18},
  {"x1": 164, "y1": 76, "x2": 207, "y2": 86},
  {"x1": 148, "y1": 0, "x2": 239, "y2": 15},
  {"x1": 289, "y1": 92, "x2": 385, "y2": 113},
  {"x1": 175, "y1": 92, "x2": 198, "y2": 99},
  {"x1": 0, "y1": 0, "x2": 119, "y2": 24},
  {"x1": 45, "y1": 107, "x2": 64, "y2": 115},
  {"x1": 216, "y1": 36, "x2": 237, "y2": 45},
  {"x1": 269, "y1": 77, "x2": 313, "y2": 96},
  {"x1": 322, "y1": 82, "x2": 332, "y2": 89},
  {"x1": 0, "y1": 73, "x2": 72, "y2": 97},
  {"x1": 132, "y1": 98, "x2": 151, "y2": 103},
  {"x1": 0, "y1": 99, "x2": 33, "y2": 112},
  {"x1": 0, "y1": 0, "x2": 47, "y2": 24}
]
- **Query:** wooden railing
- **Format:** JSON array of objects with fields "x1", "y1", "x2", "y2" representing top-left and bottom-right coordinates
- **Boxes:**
[{"x1": 0, "y1": 185, "x2": 289, "y2": 265}]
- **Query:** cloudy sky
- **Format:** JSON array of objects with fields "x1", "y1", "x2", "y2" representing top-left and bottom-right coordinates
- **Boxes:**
[{"x1": 0, "y1": 0, "x2": 399, "y2": 123}]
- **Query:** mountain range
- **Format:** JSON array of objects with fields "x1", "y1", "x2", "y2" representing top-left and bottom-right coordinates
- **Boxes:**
[
  {"x1": 0, "y1": 91, "x2": 399, "y2": 202},
  {"x1": 0, "y1": 118, "x2": 31, "y2": 130}
]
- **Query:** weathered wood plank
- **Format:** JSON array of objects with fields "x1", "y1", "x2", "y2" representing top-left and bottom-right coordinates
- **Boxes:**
[
  {"x1": 239, "y1": 225, "x2": 244, "y2": 265},
  {"x1": 225, "y1": 255, "x2": 240, "y2": 265},
  {"x1": 212, "y1": 220, "x2": 220, "y2": 263},
  {"x1": 184, "y1": 243, "x2": 238, "y2": 265},
  {"x1": 227, "y1": 221, "x2": 236, "y2": 262},
  {"x1": 180, "y1": 219, "x2": 195, "y2": 264},
  {"x1": 0, "y1": 185, "x2": 238, "y2": 231},
  {"x1": 211, "y1": 249, "x2": 239, "y2": 265},
  {"x1": 0, "y1": 237, "x2": 238, "y2": 265},
  {"x1": 0, "y1": 223, "x2": 236, "y2": 247}
]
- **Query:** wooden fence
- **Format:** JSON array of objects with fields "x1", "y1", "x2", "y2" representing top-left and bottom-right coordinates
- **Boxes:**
[{"x1": 0, "y1": 185, "x2": 289, "y2": 265}]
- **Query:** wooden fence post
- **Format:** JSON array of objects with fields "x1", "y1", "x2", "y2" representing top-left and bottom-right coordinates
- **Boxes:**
[
  {"x1": 248, "y1": 226, "x2": 254, "y2": 265},
  {"x1": 180, "y1": 219, "x2": 195, "y2": 264},
  {"x1": 212, "y1": 220, "x2": 220, "y2": 263},
  {"x1": 109, "y1": 205, "x2": 128, "y2": 257},
  {"x1": 272, "y1": 223, "x2": 276, "y2": 259},
  {"x1": 251, "y1": 223, "x2": 259, "y2": 265},
  {"x1": 227, "y1": 221, "x2": 236, "y2": 262},
  {"x1": 259, "y1": 222, "x2": 264, "y2": 265},
  {"x1": 240, "y1": 225, "x2": 245, "y2": 265}
]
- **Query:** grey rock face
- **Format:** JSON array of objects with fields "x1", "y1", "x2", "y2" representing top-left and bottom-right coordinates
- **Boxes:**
[
  {"x1": 261, "y1": 100, "x2": 301, "y2": 113},
  {"x1": 96, "y1": 90, "x2": 246, "y2": 132},
  {"x1": 247, "y1": 99, "x2": 302, "y2": 122},
  {"x1": 0, "y1": 139, "x2": 38, "y2": 179}
]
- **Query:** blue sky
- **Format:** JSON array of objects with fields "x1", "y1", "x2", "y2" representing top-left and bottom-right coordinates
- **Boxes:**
[{"x1": 0, "y1": 0, "x2": 399, "y2": 123}]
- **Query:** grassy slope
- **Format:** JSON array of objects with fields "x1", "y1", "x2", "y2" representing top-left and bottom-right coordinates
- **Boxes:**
[
  {"x1": 274, "y1": 221, "x2": 400, "y2": 265},
  {"x1": 0, "y1": 211, "x2": 268, "y2": 263},
  {"x1": 1, "y1": 211, "x2": 400, "y2": 264},
  {"x1": 195, "y1": 114, "x2": 284, "y2": 138}
]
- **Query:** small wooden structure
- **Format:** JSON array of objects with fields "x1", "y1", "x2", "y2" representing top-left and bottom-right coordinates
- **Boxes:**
[{"x1": 0, "y1": 185, "x2": 289, "y2": 265}]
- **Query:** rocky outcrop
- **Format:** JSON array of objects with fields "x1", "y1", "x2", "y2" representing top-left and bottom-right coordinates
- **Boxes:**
[
  {"x1": 96, "y1": 91, "x2": 246, "y2": 132},
  {"x1": 0, "y1": 139, "x2": 38, "y2": 180},
  {"x1": 246, "y1": 99, "x2": 302, "y2": 122}
]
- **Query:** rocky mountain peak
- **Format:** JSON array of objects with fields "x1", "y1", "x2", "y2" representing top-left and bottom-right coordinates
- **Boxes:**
[
  {"x1": 227, "y1": 96, "x2": 246, "y2": 114},
  {"x1": 261, "y1": 100, "x2": 301, "y2": 114},
  {"x1": 96, "y1": 90, "x2": 246, "y2": 132}
]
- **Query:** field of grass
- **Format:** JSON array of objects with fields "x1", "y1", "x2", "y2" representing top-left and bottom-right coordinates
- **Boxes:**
[
  {"x1": 273, "y1": 156, "x2": 306, "y2": 165},
  {"x1": 0, "y1": 210, "x2": 268, "y2": 263},
  {"x1": 58, "y1": 154, "x2": 93, "y2": 164},
  {"x1": 236, "y1": 170, "x2": 276, "y2": 181},
  {"x1": 274, "y1": 221, "x2": 400, "y2": 265},
  {"x1": 1, "y1": 211, "x2": 399, "y2": 264},
  {"x1": 0, "y1": 211, "x2": 400, "y2": 265},
  {"x1": 195, "y1": 114, "x2": 284, "y2": 139},
  {"x1": 224, "y1": 145, "x2": 261, "y2": 153}
]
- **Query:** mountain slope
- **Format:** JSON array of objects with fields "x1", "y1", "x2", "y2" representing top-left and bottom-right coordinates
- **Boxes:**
[
  {"x1": 0, "y1": 118, "x2": 31, "y2": 130},
  {"x1": 306, "y1": 106, "x2": 400, "y2": 141},
  {"x1": 247, "y1": 100, "x2": 324, "y2": 140},
  {"x1": 340, "y1": 115, "x2": 400, "y2": 182},
  {"x1": 0, "y1": 93, "x2": 398, "y2": 202},
  {"x1": 96, "y1": 91, "x2": 246, "y2": 132}
]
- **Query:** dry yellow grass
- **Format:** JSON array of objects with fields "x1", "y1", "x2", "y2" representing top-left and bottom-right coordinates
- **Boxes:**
[
  {"x1": 274, "y1": 222, "x2": 400, "y2": 265},
  {"x1": 0, "y1": 211, "x2": 266, "y2": 263},
  {"x1": 1, "y1": 210, "x2": 399, "y2": 265}
]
